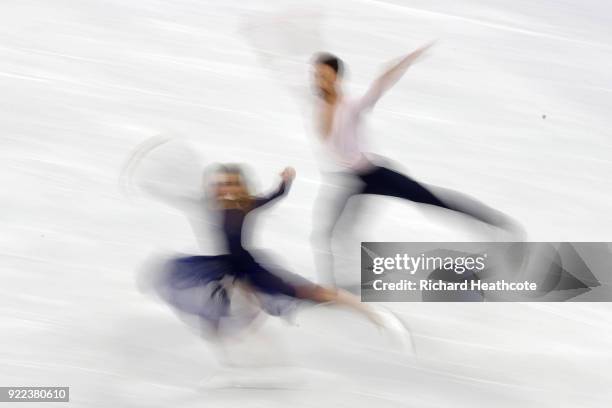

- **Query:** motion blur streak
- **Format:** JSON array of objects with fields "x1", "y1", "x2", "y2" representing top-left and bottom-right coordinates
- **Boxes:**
[{"x1": 1, "y1": 0, "x2": 611, "y2": 407}]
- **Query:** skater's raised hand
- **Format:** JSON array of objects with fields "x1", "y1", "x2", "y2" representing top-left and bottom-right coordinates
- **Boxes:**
[
  {"x1": 280, "y1": 167, "x2": 296, "y2": 183},
  {"x1": 406, "y1": 40, "x2": 437, "y2": 63},
  {"x1": 359, "y1": 40, "x2": 437, "y2": 111},
  {"x1": 251, "y1": 167, "x2": 294, "y2": 209}
]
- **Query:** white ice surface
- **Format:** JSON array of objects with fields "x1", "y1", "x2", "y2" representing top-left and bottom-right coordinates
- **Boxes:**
[{"x1": 1, "y1": 0, "x2": 612, "y2": 407}]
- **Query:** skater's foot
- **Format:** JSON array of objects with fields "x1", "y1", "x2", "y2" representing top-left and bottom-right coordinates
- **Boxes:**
[{"x1": 371, "y1": 307, "x2": 416, "y2": 354}]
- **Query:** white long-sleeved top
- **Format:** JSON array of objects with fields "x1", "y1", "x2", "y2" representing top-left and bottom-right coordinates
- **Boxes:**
[{"x1": 316, "y1": 80, "x2": 386, "y2": 172}]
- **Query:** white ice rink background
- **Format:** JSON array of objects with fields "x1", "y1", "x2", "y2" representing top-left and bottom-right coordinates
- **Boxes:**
[{"x1": 1, "y1": 0, "x2": 612, "y2": 407}]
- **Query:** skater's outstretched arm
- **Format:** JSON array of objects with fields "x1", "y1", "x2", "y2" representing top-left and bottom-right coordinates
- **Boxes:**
[
  {"x1": 358, "y1": 41, "x2": 436, "y2": 111},
  {"x1": 252, "y1": 167, "x2": 296, "y2": 209}
]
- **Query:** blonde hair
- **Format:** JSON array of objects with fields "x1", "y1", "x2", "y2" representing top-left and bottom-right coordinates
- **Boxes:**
[{"x1": 207, "y1": 164, "x2": 255, "y2": 210}]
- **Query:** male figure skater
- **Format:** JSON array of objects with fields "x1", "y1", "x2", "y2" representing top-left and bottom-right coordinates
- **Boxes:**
[{"x1": 310, "y1": 44, "x2": 523, "y2": 287}]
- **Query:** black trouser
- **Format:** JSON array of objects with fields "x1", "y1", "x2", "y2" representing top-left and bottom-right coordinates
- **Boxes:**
[
  {"x1": 311, "y1": 164, "x2": 517, "y2": 287},
  {"x1": 357, "y1": 165, "x2": 514, "y2": 227},
  {"x1": 357, "y1": 165, "x2": 449, "y2": 208}
]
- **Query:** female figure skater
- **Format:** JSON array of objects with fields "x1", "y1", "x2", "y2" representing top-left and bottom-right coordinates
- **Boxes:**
[
  {"x1": 122, "y1": 140, "x2": 414, "y2": 387},
  {"x1": 147, "y1": 163, "x2": 387, "y2": 339}
]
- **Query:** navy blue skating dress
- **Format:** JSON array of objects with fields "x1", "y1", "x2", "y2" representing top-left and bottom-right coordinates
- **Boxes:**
[{"x1": 152, "y1": 181, "x2": 312, "y2": 330}]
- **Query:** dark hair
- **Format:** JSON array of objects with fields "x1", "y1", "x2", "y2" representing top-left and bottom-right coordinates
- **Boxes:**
[{"x1": 314, "y1": 52, "x2": 344, "y2": 77}]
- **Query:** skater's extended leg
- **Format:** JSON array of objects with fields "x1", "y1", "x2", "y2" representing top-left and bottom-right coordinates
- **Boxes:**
[
  {"x1": 359, "y1": 166, "x2": 451, "y2": 207},
  {"x1": 294, "y1": 283, "x2": 415, "y2": 352},
  {"x1": 246, "y1": 261, "x2": 382, "y2": 327},
  {"x1": 294, "y1": 285, "x2": 382, "y2": 327},
  {"x1": 246, "y1": 263, "x2": 412, "y2": 348},
  {"x1": 425, "y1": 184, "x2": 522, "y2": 233},
  {"x1": 359, "y1": 166, "x2": 517, "y2": 230}
]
